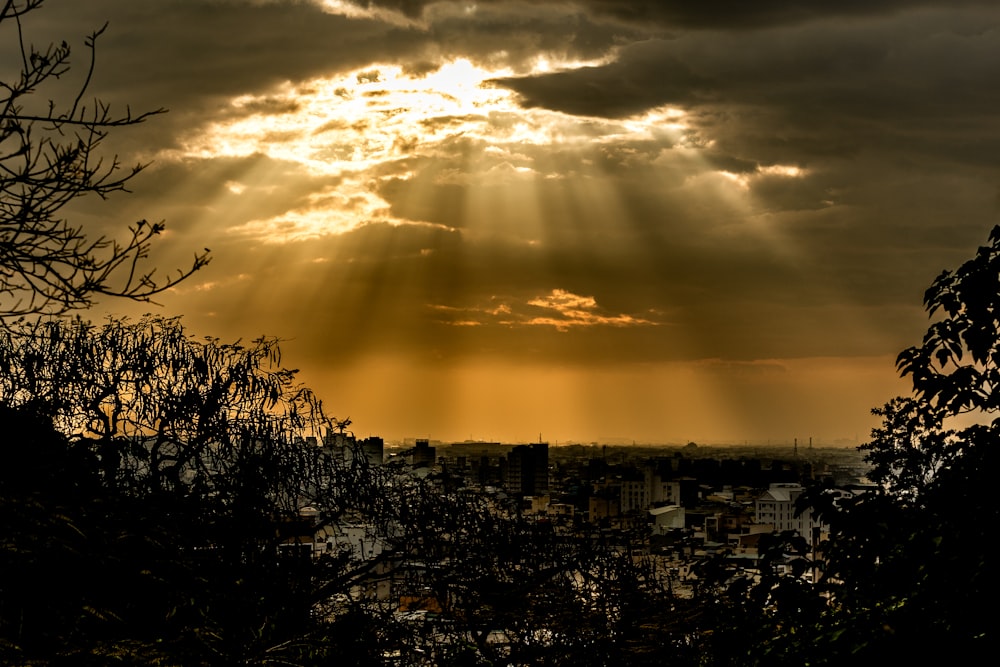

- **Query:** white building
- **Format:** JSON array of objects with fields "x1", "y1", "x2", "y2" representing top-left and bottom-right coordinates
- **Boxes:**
[
  {"x1": 649, "y1": 505, "x2": 685, "y2": 535},
  {"x1": 754, "y1": 483, "x2": 826, "y2": 537}
]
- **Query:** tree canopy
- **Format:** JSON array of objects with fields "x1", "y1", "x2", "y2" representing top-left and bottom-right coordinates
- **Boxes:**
[
  {"x1": 0, "y1": 316, "x2": 382, "y2": 664},
  {"x1": 705, "y1": 227, "x2": 1000, "y2": 665}
]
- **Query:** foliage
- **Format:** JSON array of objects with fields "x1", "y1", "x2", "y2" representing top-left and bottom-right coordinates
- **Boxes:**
[
  {"x1": 0, "y1": 316, "x2": 382, "y2": 665},
  {"x1": 685, "y1": 531, "x2": 825, "y2": 667},
  {"x1": 819, "y1": 226, "x2": 1000, "y2": 661},
  {"x1": 897, "y1": 224, "x2": 1000, "y2": 418},
  {"x1": 704, "y1": 227, "x2": 1000, "y2": 665},
  {"x1": 681, "y1": 227, "x2": 1000, "y2": 666},
  {"x1": 0, "y1": 0, "x2": 208, "y2": 319},
  {"x1": 370, "y1": 477, "x2": 696, "y2": 666}
]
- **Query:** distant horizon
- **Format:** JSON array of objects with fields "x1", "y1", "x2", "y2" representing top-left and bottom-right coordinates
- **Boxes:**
[{"x1": 378, "y1": 435, "x2": 866, "y2": 449}]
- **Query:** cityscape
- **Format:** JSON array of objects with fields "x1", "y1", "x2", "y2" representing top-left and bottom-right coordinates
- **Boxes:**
[
  {"x1": 1, "y1": 1, "x2": 995, "y2": 665},
  {"x1": 322, "y1": 433, "x2": 871, "y2": 582}
]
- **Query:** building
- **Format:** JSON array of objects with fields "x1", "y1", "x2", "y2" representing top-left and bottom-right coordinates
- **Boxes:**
[
  {"x1": 411, "y1": 439, "x2": 436, "y2": 468},
  {"x1": 754, "y1": 482, "x2": 826, "y2": 537},
  {"x1": 650, "y1": 505, "x2": 686, "y2": 534},
  {"x1": 506, "y1": 443, "x2": 548, "y2": 496},
  {"x1": 322, "y1": 432, "x2": 384, "y2": 466},
  {"x1": 588, "y1": 494, "x2": 621, "y2": 522},
  {"x1": 620, "y1": 466, "x2": 681, "y2": 512},
  {"x1": 358, "y1": 436, "x2": 383, "y2": 465}
]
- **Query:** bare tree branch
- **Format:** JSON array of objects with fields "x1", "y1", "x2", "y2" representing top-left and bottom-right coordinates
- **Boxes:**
[{"x1": 0, "y1": 1, "x2": 209, "y2": 321}]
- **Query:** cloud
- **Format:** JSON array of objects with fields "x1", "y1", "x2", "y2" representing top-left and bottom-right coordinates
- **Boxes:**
[
  {"x1": 28, "y1": 0, "x2": 1000, "y2": 375},
  {"x1": 431, "y1": 289, "x2": 659, "y2": 331},
  {"x1": 321, "y1": 1, "x2": 994, "y2": 29},
  {"x1": 496, "y1": 8, "x2": 1000, "y2": 134},
  {"x1": 576, "y1": 0, "x2": 994, "y2": 29},
  {"x1": 526, "y1": 289, "x2": 658, "y2": 330}
]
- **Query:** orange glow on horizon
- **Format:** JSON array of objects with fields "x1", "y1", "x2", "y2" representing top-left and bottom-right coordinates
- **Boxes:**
[{"x1": 295, "y1": 352, "x2": 906, "y2": 446}]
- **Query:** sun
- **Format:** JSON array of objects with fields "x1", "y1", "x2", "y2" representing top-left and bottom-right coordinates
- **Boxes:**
[{"x1": 172, "y1": 56, "x2": 691, "y2": 244}]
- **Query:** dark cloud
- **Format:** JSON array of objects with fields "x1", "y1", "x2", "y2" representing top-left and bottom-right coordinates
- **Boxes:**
[
  {"x1": 492, "y1": 44, "x2": 709, "y2": 118},
  {"x1": 577, "y1": 0, "x2": 994, "y2": 29},
  {"x1": 17, "y1": 1, "x2": 425, "y2": 151},
  {"x1": 497, "y1": 8, "x2": 1000, "y2": 151},
  {"x1": 359, "y1": 0, "x2": 993, "y2": 29}
]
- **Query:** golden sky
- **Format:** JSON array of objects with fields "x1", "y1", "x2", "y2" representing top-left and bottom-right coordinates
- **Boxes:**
[{"x1": 17, "y1": 0, "x2": 1000, "y2": 444}]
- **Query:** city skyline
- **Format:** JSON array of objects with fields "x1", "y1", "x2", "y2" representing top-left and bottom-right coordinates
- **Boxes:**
[{"x1": 20, "y1": 1, "x2": 1000, "y2": 444}]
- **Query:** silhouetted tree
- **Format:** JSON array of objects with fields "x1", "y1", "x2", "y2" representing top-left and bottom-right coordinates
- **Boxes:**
[
  {"x1": 0, "y1": 0, "x2": 208, "y2": 319},
  {"x1": 811, "y1": 225, "x2": 1000, "y2": 661},
  {"x1": 367, "y1": 476, "x2": 697, "y2": 666},
  {"x1": 695, "y1": 228, "x2": 1000, "y2": 665},
  {"x1": 0, "y1": 316, "x2": 385, "y2": 664}
]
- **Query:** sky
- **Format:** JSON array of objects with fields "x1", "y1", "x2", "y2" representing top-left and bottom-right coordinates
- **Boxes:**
[{"x1": 9, "y1": 0, "x2": 1000, "y2": 445}]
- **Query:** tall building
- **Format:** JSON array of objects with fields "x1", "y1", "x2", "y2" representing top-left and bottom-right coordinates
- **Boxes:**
[
  {"x1": 506, "y1": 443, "x2": 548, "y2": 496},
  {"x1": 323, "y1": 432, "x2": 384, "y2": 466},
  {"x1": 411, "y1": 438, "x2": 436, "y2": 468},
  {"x1": 359, "y1": 436, "x2": 383, "y2": 466}
]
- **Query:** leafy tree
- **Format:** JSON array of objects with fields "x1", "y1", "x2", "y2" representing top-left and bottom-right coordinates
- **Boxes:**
[
  {"x1": 686, "y1": 227, "x2": 1000, "y2": 666},
  {"x1": 1, "y1": 0, "x2": 208, "y2": 318},
  {"x1": 821, "y1": 226, "x2": 1000, "y2": 661},
  {"x1": 722, "y1": 228, "x2": 1000, "y2": 665},
  {"x1": 0, "y1": 316, "x2": 385, "y2": 665}
]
